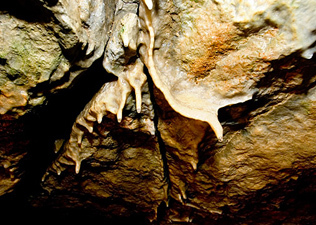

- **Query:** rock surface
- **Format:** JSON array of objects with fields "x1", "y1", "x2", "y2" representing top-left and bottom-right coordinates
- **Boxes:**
[
  {"x1": 1, "y1": 0, "x2": 316, "y2": 224},
  {"x1": 40, "y1": 84, "x2": 167, "y2": 221}
]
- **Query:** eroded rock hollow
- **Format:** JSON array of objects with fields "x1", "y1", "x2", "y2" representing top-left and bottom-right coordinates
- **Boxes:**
[{"x1": 1, "y1": 0, "x2": 316, "y2": 223}]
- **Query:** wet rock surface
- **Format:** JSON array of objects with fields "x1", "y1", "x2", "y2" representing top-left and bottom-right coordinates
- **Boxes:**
[
  {"x1": 39, "y1": 83, "x2": 168, "y2": 221},
  {"x1": 1, "y1": 0, "x2": 316, "y2": 224}
]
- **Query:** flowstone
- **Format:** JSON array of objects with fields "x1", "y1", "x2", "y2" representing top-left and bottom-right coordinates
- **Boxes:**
[{"x1": 45, "y1": 0, "x2": 316, "y2": 184}]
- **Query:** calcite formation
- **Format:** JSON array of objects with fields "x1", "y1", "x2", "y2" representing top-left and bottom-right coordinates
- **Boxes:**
[
  {"x1": 45, "y1": 0, "x2": 316, "y2": 175},
  {"x1": 1, "y1": 0, "x2": 316, "y2": 224},
  {"x1": 41, "y1": 83, "x2": 167, "y2": 221}
]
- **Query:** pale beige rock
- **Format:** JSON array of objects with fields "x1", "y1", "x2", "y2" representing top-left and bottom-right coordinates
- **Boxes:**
[
  {"x1": 44, "y1": 60, "x2": 147, "y2": 176},
  {"x1": 138, "y1": 0, "x2": 316, "y2": 141},
  {"x1": 34, "y1": 0, "x2": 117, "y2": 92},
  {"x1": 137, "y1": 0, "x2": 269, "y2": 140},
  {"x1": 155, "y1": 57, "x2": 316, "y2": 219},
  {"x1": 215, "y1": 0, "x2": 316, "y2": 58},
  {"x1": 40, "y1": 0, "x2": 115, "y2": 65},
  {"x1": 46, "y1": 0, "x2": 146, "y2": 174}
]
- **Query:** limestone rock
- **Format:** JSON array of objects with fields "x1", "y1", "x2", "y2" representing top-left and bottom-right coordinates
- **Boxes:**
[
  {"x1": 0, "y1": 0, "x2": 115, "y2": 195},
  {"x1": 194, "y1": 87, "x2": 316, "y2": 213},
  {"x1": 138, "y1": 0, "x2": 316, "y2": 141},
  {"x1": 0, "y1": 12, "x2": 62, "y2": 115},
  {"x1": 41, "y1": 84, "x2": 168, "y2": 221},
  {"x1": 0, "y1": 0, "x2": 117, "y2": 116},
  {"x1": 40, "y1": 0, "x2": 116, "y2": 67},
  {"x1": 1, "y1": 0, "x2": 316, "y2": 224},
  {"x1": 155, "y1": 55, "x2": 316, "y2": 223}
]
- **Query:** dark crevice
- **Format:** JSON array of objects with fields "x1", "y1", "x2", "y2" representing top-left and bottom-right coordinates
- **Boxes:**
[
  {"x1": 0, "y1": 0, "x2": 54, "y2": 23},
  {"x1": 256, "y1": 52, "x2": 316, "y2": 95},
  {"x1": 218, "y1": 52, "x2": 316, "y2": 132},
  {"x1": 145, "y1": 68, "x2": 171, "y2": 221},
  {"x1": 0, "y1": 57, "x2": 7, "y2": 65}
]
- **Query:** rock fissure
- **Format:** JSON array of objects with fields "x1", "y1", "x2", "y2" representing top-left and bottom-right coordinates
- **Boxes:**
[{"x1": 146, "y1": 71, "x2": 171, "y2": 204}]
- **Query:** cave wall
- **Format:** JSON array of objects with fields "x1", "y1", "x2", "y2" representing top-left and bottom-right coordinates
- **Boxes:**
[{"x1": 1, "y1": 0, "x2": 316, "y2": 224}]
